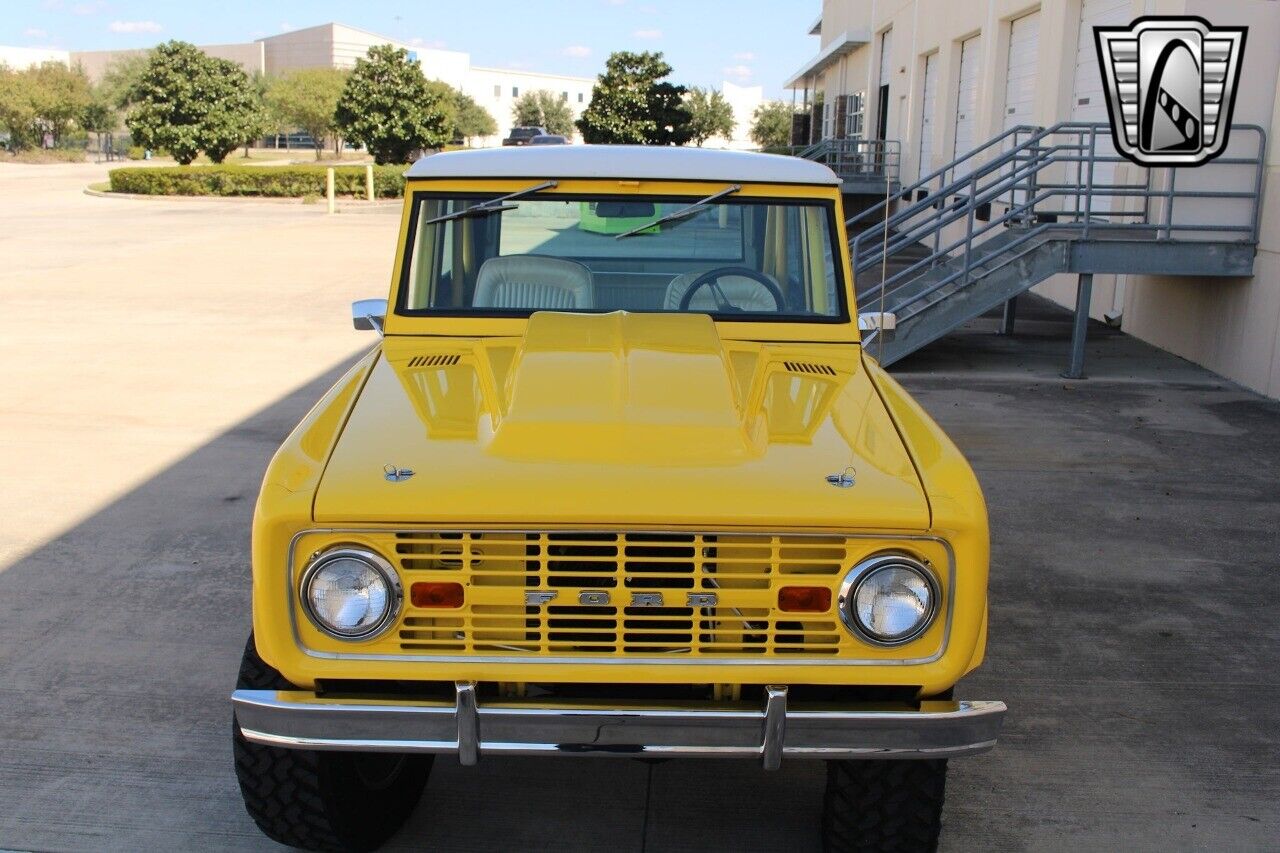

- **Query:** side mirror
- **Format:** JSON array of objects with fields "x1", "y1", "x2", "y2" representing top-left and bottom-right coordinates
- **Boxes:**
[
  {"x1": 857, "y1": 311, "x2": 896, "y2": 343},
  {"x1": 352, "y1": 298, "x2": 387, "y2": 333}
]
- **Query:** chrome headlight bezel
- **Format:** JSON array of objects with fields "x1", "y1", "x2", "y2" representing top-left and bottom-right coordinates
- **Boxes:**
[
  {"x1": 299, "y1": 546, "x2": 402, "y2": 641},
  {"x1": 837, "y1": 554, "x2": 941, "y2": 647}
]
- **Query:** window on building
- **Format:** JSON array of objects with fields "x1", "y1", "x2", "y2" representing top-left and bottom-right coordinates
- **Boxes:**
[
  {"x1": 561, "y1": 91, "x2": 569, "y2": 101},
  {"x1": 578, "y1": 92, "x2": 585, "y2": 103},
  {"x1": 512, "y1": 86, "x2": 519, "y2": 98},
  {"x1": 494, "y1": 84, "x2": 500, "y2": 97}
]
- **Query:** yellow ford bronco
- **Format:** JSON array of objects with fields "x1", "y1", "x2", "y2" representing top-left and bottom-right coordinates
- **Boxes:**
[{"x1": 231, "y1": 146, "x2": 1005, "y2": 852}]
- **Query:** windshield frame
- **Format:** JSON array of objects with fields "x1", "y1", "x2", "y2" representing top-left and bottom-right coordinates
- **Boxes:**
[{"x1": 383, "y1": 178, "x2": 862, "y2": 344}]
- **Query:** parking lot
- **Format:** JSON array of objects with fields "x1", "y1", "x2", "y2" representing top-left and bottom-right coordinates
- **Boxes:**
[{"x1": 1, "y1": 162, "x2": 1277, "y2": 852}]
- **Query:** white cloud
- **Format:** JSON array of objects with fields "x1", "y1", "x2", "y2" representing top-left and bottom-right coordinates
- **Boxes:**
[
  {"x1": 734, "y1": 52, "x2": 755, "y2": 62},
  {"x1": 561, "y1": 45, "x2": 592, "y2": 58},
  {"x1": 632, "y1": 28, "x2": 662, "y2": 39},
  {"x1": 23, "y1": 27, "x2": 49, "y2": 39},
  {"x1": 723, "y1": 64, "x2": 753, "y2": 81},
  {"x1": 108, "y1": 20, "x2": 162, "y2": 34}
]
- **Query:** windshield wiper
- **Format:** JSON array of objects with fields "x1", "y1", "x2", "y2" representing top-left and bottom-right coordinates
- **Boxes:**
[
  {"x1": 423, "y1": 180, "x2": 558, "y2": 225},
  {"x1": 614, "y1": 184, "x2": 741, "y2": 240}
]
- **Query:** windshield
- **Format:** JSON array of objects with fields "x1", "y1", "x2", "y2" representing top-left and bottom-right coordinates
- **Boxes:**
[{"x1": 397, "y1": 190, "x2": 846, "y2": 321}]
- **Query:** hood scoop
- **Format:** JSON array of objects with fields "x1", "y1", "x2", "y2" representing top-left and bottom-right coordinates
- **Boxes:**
[{"x1": 485, "y1": 311, "x2": 762, "y2": 465}]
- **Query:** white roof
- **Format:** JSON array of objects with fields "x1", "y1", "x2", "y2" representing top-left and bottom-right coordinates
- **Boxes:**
[{"x1": 406, "y1": 145, "x2": 840, "y2": 186}]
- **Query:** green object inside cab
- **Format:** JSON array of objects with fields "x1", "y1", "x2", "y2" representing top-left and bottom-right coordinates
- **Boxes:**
[{"x1": 578, "y1": 200, "x2": 663, "y2": 235}]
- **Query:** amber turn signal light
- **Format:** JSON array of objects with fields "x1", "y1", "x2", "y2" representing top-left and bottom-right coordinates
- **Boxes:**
[
  {"x1": 411, "y1": 581, "x2": 464, "y2": 608},
  {"x1": 778, "y1": 585, "x2": 832, "y2": 612}
]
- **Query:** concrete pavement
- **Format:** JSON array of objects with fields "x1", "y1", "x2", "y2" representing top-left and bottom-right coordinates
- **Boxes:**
[{"x1": 0, "y1": 163, "x2": 1277, "y2": 851}]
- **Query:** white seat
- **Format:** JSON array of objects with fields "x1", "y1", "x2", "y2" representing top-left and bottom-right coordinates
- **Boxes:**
[
  {"x1": 473, "y1": 256, "x2": 594, "y2": 310},
  {"x1": 663, "y1": 270, "x2": 781, "y2": 312}
]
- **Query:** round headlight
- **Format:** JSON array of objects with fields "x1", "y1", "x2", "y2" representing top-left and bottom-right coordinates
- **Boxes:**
[
  {"x1": 300, "y1": 547, "x2": 401, "y2": 640},
  {"x1": 838, "y1": 555, "x2": 939, "y2": 646}
]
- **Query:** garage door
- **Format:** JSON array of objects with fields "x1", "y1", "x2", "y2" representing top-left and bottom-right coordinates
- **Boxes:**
[
  {"x1": 1072, "y1": 0, "x2": 1129, "y2": 123},
  {"x1": 1003, "y1": 11, "x2": 1040, "y2": 131},
  {"x1": 953, "y1": 35, "x2": 982, "y2": 158},
  {"x1": 919, "y1": 52, "x2": 938, "y2": 179},
  {"x1": 1073, "y1": 0, "x2": 1130, "y2": 209}
]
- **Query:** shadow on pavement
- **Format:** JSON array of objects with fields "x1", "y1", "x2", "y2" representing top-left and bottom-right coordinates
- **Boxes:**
[
  {"x1": 3, "y1": 301, "x2": 1278, "y2": 851},
  {"x1": 0, "y1": 356, "x2": 825, "y2": 853}
]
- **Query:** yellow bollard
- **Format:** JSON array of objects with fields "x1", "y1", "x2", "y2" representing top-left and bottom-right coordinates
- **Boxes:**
[
  {"x1": 326, "y1": 167, "x2": 335, "y2": 214},
  {"x1": 365, "y1": 164, "x2": 375, "y2": 201}
]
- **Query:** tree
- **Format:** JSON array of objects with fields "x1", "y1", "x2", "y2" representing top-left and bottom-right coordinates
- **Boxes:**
[
  {"x1": 27, "y1": 61, "x2": 91, "y2": 145},
  {"x1": 512, "y1": 89, "x2": 574, "y2": 136},
  {"x1": 576, "y1": 51, "x2": 692, "y2": 145},
  {"x1": 0, "y1": 66, "x2": 37, "y2": 150},
  {"x1": 452, "y1": 91, "x2": 495, "y2": 144},
  {"x1": 0, "y1": 62, "x2": 93, "y2": 150},
  {"x1": 100, "y1": 52, "x2": 151, "y2": 110},
  {"x1": 125, "y1": 41, "x2": 264, "y2": 164},
  {"x1": 423, "y1": 79, "x2": 459, "y2": 140},
  {"x1": 80, "y1": 86, "x2": 117, "y2": 152},
  {"x1": 750, "y1": 101, "x2": 797, "y2": 150},
  {"x1": 684, "y1": 87, "x2": 734, "y2": 146},
  {"x1": 334, "y1": 44, "x2": 450, "y2": 164},
  {"x1": 266, "y1": 67, "x2": 348, "y2": 159},
  {"x1": 200, "y1": 57, "x2": 267, "y2": 163}
]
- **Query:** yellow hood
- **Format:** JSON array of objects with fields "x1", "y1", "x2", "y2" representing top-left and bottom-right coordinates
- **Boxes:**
[{"x1": 313, "y1": 312, "x2": 928, "y2": 530}]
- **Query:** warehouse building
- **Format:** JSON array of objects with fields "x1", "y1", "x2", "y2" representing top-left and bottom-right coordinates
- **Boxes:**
[
  {"x1": 9, "y1": 23, "x2": 596, "y2": 148},
  {"x1": 787, "y1": 0, "x2": 1280, "y2": 399}
]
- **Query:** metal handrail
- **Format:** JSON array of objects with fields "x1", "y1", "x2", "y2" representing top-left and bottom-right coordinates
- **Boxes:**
[
  {"x1": 854, "y1": 123, "x2": 1267, "y2": 317},
  {"x1": 846, "y1": 124, "x2": 1034, "y2": 231},
  {"x1": 785, "y1": 138, "x2": 901, "y2": 185},
  {"x1": 852, "y1": 123, "x2": 1071, "y2": 262}
]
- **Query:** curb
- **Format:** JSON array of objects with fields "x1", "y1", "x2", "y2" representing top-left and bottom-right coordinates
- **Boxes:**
[{"x1": 82, "y1": 186, "x2": 402, "y2": 212}]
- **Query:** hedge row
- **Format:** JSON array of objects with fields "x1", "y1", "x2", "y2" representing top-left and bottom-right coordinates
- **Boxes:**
[{"x1": 107, "y1": 164, "x2": 408, "y2": 198}]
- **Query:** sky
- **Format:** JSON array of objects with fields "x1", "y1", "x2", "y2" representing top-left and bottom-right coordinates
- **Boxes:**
[{"x1": 5, "y1": 0, "x2": 820, "y2": 98}]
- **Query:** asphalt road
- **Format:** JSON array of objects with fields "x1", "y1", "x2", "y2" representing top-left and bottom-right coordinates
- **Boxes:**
[{"x1": 0, "y1": 163, "x2": 1277, "y2": 851}]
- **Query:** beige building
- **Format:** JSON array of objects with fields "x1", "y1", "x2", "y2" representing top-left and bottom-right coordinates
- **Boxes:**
[
  {"x1": 7, "y1": 22, "x2": 596, "y2": 147},
  {"x1": 787, "y1": 0, "x2": 1280, "y2": 400}
]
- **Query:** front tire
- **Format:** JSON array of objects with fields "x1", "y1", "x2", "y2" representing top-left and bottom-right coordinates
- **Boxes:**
[
  {"x1": 232, "y1": 635, "x2": 432, "y2": 852},
  {"x1": 820, "y1": 759, "x2": 947, "y2": 853}
]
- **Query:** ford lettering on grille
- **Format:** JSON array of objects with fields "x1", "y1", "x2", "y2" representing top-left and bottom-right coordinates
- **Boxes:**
[{"x1": 390, "y1": 530, "x2": 854, "y2": 657}]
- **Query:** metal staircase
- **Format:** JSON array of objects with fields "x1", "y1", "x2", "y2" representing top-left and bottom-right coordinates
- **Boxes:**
[
  {"x1": 848, "y1": 122, "x2": 1267, "y2": 373},
  {"x1": 790, "y1": 138, "x2": 901, "y2": 194}
]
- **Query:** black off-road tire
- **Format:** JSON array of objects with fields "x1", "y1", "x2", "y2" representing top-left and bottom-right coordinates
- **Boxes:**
[
  {"x1": 820, "y1": 759, "x2": 947, "y2": 853},
  {"x1": 232, "y1": 635, "x2": 433, "y2": 852}
]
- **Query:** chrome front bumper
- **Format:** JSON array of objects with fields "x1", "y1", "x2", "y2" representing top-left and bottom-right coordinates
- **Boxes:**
[{"x1": 233, "y1": 683, "x2": 1006, "y2": 769}]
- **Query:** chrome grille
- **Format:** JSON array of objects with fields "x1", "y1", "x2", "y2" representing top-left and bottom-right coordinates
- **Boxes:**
[{"x1": 392, "y1": 531, "x2": 849, "y2": 657}]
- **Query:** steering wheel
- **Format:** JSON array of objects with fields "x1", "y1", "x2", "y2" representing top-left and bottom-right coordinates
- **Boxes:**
[{"x1": 677, "y1": 266, "x2": 786, "y2": 313}]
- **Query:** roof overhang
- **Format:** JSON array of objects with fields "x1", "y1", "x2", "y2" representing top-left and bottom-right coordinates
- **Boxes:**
[
  {"x1": 808, "y1": 14, "x2": 822, "y2": 36},
  {"x1": 784, "y1": 30, "x2": 870, "y2": 90}
]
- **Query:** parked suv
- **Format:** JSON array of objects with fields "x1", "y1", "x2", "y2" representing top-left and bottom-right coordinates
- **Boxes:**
[
  {"x1": 502, "y1": 125, "x2": 547, "y2": 146},
  {"x1": 231, "y1": 145, "x2": 1005, "y2": 853}
]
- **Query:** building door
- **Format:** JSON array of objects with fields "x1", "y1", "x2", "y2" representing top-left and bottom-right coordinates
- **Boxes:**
[
  {"x1": 877, "y1": 29, "x2": 893, "y2": 140},
  {"x1": 919, "y1": 52, "x2": 938, "y2": 180},
  {"x1": 1003, "y1": 11, "x2": 1041, "y2": 208},
  {"x1": 1073, "y1": 0, "x2": 1130, "y2": 212},
  {"x1": 1003, "y1": 11, "x2": 1040, "y2": 131},
  {"x1": 953, "y1": 35, "x2": 982, "y2": 159}
]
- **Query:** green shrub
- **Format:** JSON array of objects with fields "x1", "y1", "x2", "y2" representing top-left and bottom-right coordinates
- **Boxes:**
[{"x1": 107, "y1": 163, "x2": 407, "y2": 198}]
